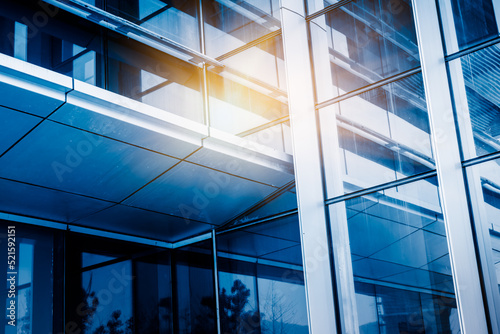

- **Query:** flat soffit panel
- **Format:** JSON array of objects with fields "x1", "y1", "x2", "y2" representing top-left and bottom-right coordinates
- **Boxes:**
[
  {"x1": 186, "y1": 146, "x2": 294, "y2": 187},
  {"x1": 123, "y1": 161, "x2": 277, "y2": 225},
  {"x1": 73, "y1": 204, "x2": 213, "y2": 243},
  {"x1": 0, "y1": 120, "x2": 179, "y2": 202},
  {"x1": 50, "y1": 103, "x2": 202, "y2": 159},
  {"x1": 0, "y1": 77, "x2": 66, "y2": 118},
  {"x1": 0, "y1": 177, "x2": 113, "y2": 223},
  {"x1": 0, "y1": 106, "x2": 41, "y2": 155}
]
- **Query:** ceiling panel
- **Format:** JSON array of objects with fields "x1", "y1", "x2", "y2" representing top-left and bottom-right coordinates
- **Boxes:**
[
  {"x1": 0, "y1": 107, "x2": 40, "y2": 155},
  {"x1": 0, "y1": 177, "x2": 112, "y2": 223},
  {"x1": 123, "y1": 161, "x2": 276, "y2": 224},
  {"x1": 186, "y1": 146, "x2": 294, "y2": 187},
  {"x1": 0, "y1": 73, "x2": 67, "y2": 118},
  {"x1": 51, "y1": 101, "x2": 202, "y2": 159},
  {"x1": 73, "y1": 204, "x2": 213, "y2": 243},
  {"x1": 0, "y1": 121, "x2": 179, "y2": 202}
]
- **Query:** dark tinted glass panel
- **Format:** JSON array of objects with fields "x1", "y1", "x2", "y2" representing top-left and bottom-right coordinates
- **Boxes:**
[
  {"x1": 439, "y1": 0, "x2": 499, "y2": 54},
  {"x1": 0, "y1": 1, "x2": 204, "y2": 123},
  {"x1": 216, "y1": 216, "x2": 308, "y2": 333},
  {"x1": 340, "y1": 177, "x2": 458, "y2": 332},
  {"x1": 173, "y1": 240, "x2": 217, "y2": 334},
  {"x1": 450, "y1": 42, "x2": 500, "y2": 159},
  {"x1": 0, "y1": 0, "x2": 103, "y2": 85},
  {"x1": 0, "y1": 222, "x2": 60, "y2": 334},
  {"x1": 203, "y1": 0, "x2": 281, "y2": 58},
  {"x1": 95, "y1": 0, "x2": 201, "y2": 51},
  {"x1": 321, "y1": 72, "x2": 433, "y2": 195},
  {"x1": 312, "y1": 0, "x2": 419, "y2": 99},
  {"x1": 66, "y1": 234, "x2": 173, "y2": 334}
]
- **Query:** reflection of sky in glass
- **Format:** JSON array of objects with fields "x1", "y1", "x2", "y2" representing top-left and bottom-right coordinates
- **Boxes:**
[
  {"x1": 19, "y1": 242, "x2": 33, "y2": 286},
  {"x1": 219, "y1": 272, "x2": 257, "y2": 312},
  {"x1": 257, "y1": 278, "x2": 308, "y2": 328},
  {"x1": 81, "y1": 261, "x2": 133, "y2": 333}
]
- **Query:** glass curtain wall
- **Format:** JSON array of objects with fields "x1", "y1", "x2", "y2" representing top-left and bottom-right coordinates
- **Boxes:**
[
  {"x1": 307, "y1": 0, "x2": 461, "y2": 332},
  {"x1": 0, "y1": 0, "x2": 291, "y2": 153},
  {"x1": 216, "y1": 215, "x2": 308, "y2": 334},
  {"x1": 439, "y1": 0, "x2": 500, "y2": 327},
  {"x1": 65, "y1": 233, "x2": 217, "y2": 334},
  {"x1": 0, "y1": 221, "x2": 63, "y2": 334}
]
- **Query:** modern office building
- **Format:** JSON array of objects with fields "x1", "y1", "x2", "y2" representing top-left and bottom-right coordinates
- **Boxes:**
[{"x1": 0, "y1": 0, "x2": 499, "y2": 333}]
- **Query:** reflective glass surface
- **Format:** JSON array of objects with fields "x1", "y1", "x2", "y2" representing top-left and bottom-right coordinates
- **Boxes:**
[
  {"x1": 339, "y1": 177, "x2": 458, "y2": 332},
  {"x1": 106, "y1": 32, "x2": 204, "y2": 123},
  {"x1": 450, "y1": 42, "x2": 500, "y2": 159},
  {"x1": 0, "y1": 222, "x2": 59, "y2": 334},
  {"x1": 321, "y1": 72, "x2": 433, "y2": 195},
  {"x1": 217, "y1": 35, "x2": 286, "y2": 91},
  {"x1": 465, "y1": 158, "x2": 500, "y2": 319},
  {"x1": 0, "y1": 1, "x2": 204, "y2": 123},
  {"x1": 202, "y1": 0, "x2": 281, "y2": 58},
  {"x1": 104, "y1": 0, "x2": 201, "y2": 51},
  {"x1": 312, "y1": 0, "x2": 420, "y2": 100},
  {"x1": 216, "y1": 216, "x2": 308, "y2": 333},
  {"x1": 66, "y1": 234, "x2": 175, "y2": 334},
  {"x1": 173, "y1": 240, "x2": 217, "y2": 334},
  {"x1": 208, "y1": 70, "x2": 291, "y2": 153},
  {"x1": 438, "y1": 0, "x2": 499, "y2": 54}
]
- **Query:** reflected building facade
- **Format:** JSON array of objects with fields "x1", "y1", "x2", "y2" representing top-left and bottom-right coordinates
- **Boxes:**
[{"x1": 0, "y1": 0, "x2": 499, "y2": 333}]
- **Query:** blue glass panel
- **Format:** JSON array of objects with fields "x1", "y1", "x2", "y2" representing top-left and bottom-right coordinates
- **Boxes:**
[
  {"x1": 97, "y1": 0, "x2": 201, "y2": 51},
  {"x1": 174, "y1": 240, "x2": 217, "y2": 334},
  {"x1": 340, "y1": 177, "x2": 458, "y2": 332},
  {"x1": 312, "y1": 0, "x2": 419, "y2": 99},
  {"x1": 0, "y1": 1, "x2": 205, "y2": 123},
  {"x1": 323, "y1": 72, "x2": 433, "y2": 195},
  {"x1": 441, "y1": 0, "x2": 499, "y2": 54},
  {"x1": 0, "y1": 222, "x2": 57, "y2": 334},
  {"x1": 451, "y1": 42, "x2": 500, "y2": 159},
  {"x1": 203, "y1": 0, "x2": 281, "y2": 58},
  {"x1": 216, "y1": 215, "x2": 308, "y2": 333}
]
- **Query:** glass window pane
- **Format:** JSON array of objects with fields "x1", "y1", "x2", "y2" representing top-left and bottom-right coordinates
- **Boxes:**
[
  {"x1": 66, "y1": 234, "x2": 175, "y2": 334},
  {"x1": 104, "y1": 0, "x2": 201, "y2": 51},
  {"x1": 174, "y1": 240, "x2": 217, "y2": 334},
  {"x1": 203, "y1": 0, "x2": 281, "y2": 58},
  {"x1": 438, "y1": 0, "x2": 499, "y2": 55},
  {"x1": 449, "y1": 42, "x2": 500, "y2": 160},
  {"x1": 216, "y1": 216, "x2": 308, "y2": 333},
  {"x1": 107, "y1": 33, "x2": 204, "y2": 123},
  {"x1": 311, "y1": 0, "x2": 420, "y2": 100},
  {"x1": 338, "y1": 176, "x2": 458, "y2": 332},
  {"x1": 208, "y1": 69, "x2": 290, "y2": 152},
  {"x1": 320, "y1": 72, "x2": 433, "y2": 195},
  {"x1": 0, "y1": 222, "x2": 56, "y2": 334},
  {"x1": 465, "y1": 157, "x2": 500, "y2": 319}
]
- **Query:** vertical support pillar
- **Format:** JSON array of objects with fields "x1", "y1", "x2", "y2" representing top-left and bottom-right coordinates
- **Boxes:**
[
  {"x1": 280, "y1": 1, "x2": 337, "y2": 333},
  {"x1": 412, "y1": 0, "x2": 489, "y2": 332}
]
